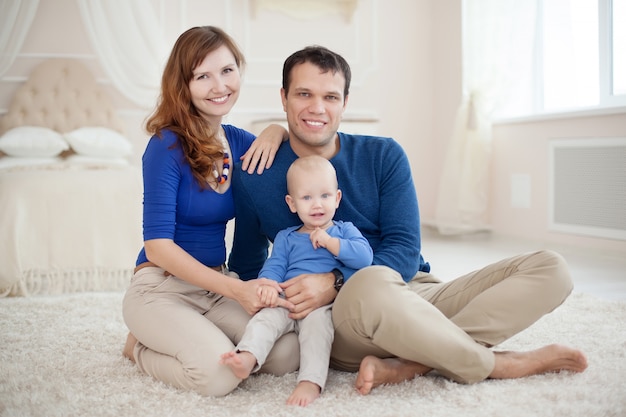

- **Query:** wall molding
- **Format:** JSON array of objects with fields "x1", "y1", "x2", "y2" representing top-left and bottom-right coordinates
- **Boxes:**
[{"x1": 240, "y1": 0, "x2": 378, "y2": 88}]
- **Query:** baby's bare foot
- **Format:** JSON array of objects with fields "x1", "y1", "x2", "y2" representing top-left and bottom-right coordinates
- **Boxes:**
[
  {"x1": 219, "y1": 350, "x2": 256, "y2": 379},
  {"x1": 286, "y1": 381, "x2": 321, "y2": 407}
]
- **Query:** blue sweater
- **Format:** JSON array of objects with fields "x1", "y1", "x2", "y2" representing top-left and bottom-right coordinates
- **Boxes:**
[
  {"x1": 229, "y1": 133, "x2": 430, "y2": 282},
  {"x1": 136, "y1": 125, "x2": 254, "y2": 267},
  {"x1": 260, "y1": 220, "x2": 374, "y2": 283}
]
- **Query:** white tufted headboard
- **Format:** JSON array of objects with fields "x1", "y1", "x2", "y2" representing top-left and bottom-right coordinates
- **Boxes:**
[{"x1": 0, "y1": 59, "x2": 125, "y2": 135}]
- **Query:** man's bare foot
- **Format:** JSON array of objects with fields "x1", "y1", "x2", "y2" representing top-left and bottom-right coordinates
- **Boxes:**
[
  {"x1": 219, "y1": 350, "x2": 256, "y2": 379},
  {"x1": 355, "y1": 356, "x2": 432, "y2": 395},
  {"x1": 286, "y1": 381, "x2": 321, "y2": 406},
  {"x1": 490, "y1": 344, "x2": 588, "y2": 379},
  {"x1": 122, "y1": 333, "x2": 137, "y2": 363}
]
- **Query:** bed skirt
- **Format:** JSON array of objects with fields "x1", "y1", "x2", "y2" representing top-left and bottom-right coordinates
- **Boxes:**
[{"x1": 0, "y1": 267, "x2": 133, "y2": 297}]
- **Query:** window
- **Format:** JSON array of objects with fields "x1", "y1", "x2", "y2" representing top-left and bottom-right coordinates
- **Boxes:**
[
  {"x1": 611, "y1": 0, "x2": 626, "y2": 96},
  {"x1": 539, "y1": 0, "x2": 625, "y2": 114},
  {"x1": 541, "y1": 0, "x2": 599, "y2": 111},
  {"x1": 466, "y1": 0, "x2": 626, "y2": 119},
  {"x1": 534, "y1": 0, "x2": 626, "y2": 113}
]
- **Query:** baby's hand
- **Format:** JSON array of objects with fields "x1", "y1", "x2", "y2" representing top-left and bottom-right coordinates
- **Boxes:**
[
  {"x1": 257, "y1": 284, "x2": 281, "y2": 307},
  {"x1": 310, "y1": 227, "x2": 331, "y2": 249}
]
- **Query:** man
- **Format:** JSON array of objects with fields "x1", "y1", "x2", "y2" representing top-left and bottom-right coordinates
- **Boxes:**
[{"x1": 229, "y1": 46, "x2": 587, "y2": 394}]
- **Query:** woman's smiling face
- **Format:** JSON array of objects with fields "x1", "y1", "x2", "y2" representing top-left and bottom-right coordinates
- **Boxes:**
[{"x1": 189, "y1": 45, "x2": 241, "y2": 124}]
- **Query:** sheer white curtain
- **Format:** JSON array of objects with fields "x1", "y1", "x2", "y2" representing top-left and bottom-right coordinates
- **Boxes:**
[
  {"x1": 434, "y1": 0, "x2": 537, "y2": 235},
  {"x1": 0, "y1": 0, "x2": 39, "y2": 77},
  {"x1": 77, "y1": 0, "x2": 167, "y2": 109}
]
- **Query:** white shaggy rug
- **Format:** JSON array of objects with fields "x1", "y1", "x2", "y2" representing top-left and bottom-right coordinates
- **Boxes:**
[{"x1": 0, "y1": 291, "x2": 624, "y2": 417}]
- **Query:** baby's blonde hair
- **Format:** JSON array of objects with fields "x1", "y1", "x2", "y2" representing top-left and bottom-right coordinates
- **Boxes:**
[{"x1": 286, "y1": 155, "x2": 338, "y2": 195}]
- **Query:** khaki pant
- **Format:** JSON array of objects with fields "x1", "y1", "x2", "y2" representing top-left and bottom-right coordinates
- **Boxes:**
[
  {"x1": 122, "y1": 267, "x2": 299, "y2": 397},
  {"x1": 330, "y1": 250, "x2": 573, "y2": 383},
  {"x1": 237, "y1": 303, "x2": 333, "y2": 390}
]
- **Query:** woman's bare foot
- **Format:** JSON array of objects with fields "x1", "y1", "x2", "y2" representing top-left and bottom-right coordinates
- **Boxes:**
[
  {"x1": 355, "y1": 356, "x2": 432, "y2": 395},
  {"x1": 286, "y1": 381, "x2": 321, "y2": 406},
  {"x1": 219, "y1": 350, "x2": 256, "y2": 379},
  {"x1": 122, "y1": 333, "x2": 137, "y2": 363},
  {"x1": 490, "y1": 344, "x2": 588, "y2": 379}
]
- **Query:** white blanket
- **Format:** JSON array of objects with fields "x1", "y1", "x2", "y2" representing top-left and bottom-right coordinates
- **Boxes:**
[{"x1": 0, "y1": 162, "x2": 143, "y2": 296}]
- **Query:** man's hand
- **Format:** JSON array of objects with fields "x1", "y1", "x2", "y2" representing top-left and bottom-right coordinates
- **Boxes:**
[{"x1": 280, "y1": 272, "x2": 336, "y2": 320}]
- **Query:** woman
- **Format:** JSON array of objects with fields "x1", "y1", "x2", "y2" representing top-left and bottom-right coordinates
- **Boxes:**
[{"x1": 122, "y1": 26, "x2": 298, "y2": 397}]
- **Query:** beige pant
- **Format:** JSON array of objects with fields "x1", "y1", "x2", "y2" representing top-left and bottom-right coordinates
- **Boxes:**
[
  {"x1": 122, "y1": 267, "x2": 299, "y2": 397},
  {"x1": 237, "y1": 303, "x2": 333, "y2": 390},
  {"x1": 330, "y1": 250, "x2": 573, "y2": 383}
]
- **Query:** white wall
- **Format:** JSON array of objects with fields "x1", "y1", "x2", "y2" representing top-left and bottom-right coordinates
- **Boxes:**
[{"x1": 490, "y1": 112, "x2": 626, "y2": 252}]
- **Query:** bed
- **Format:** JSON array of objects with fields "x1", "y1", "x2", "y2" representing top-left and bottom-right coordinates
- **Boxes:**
[{"x1": 0, "y1": 59, "x2": 143, "y2": 297}]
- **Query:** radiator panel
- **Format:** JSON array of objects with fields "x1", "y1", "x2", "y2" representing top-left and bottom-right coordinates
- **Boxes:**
[{"x1": 549, "y1": 138, "x2": 626, "y2": 241}]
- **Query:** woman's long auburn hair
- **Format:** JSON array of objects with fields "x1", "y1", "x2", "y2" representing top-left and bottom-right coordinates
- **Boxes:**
[{"x1": 145, "y1": 26, "x2": 246, "y2": 188}]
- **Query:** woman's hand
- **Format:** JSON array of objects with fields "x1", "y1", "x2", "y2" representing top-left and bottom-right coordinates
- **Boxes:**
[
  {"x1": 240, "y1": 124, "x2": 288, "y2": 174},
  {"x1": 234, "y1": 278, "x2": 294, "y2": 315}
]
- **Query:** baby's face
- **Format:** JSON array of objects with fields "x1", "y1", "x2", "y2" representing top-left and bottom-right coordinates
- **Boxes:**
[{"x1": 285, "y1": 169, "x2": 340, "y2": 231}]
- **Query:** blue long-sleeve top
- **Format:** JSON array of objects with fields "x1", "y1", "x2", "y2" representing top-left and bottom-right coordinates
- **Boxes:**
[
  {"x1": 259, "y1": 220, "x2": 374, "y2": 283},
  {"x1": 229, "y1": 133, "x2": 430, "y2": 282},
  {"x1": 136, "y1": 125, "x2": 254, "y2": 267}
]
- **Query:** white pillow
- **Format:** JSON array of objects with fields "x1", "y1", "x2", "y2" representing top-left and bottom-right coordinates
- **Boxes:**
[
  {"x1": 64, "y1": 127, "x2": 133, "y2": 158},
  {"x1": 0, "y1": 126, "x2": 69, "y2": 157}
]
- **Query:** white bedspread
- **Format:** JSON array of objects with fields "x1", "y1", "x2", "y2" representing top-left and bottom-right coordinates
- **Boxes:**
[{"x1": 0, "y1": 162, "x2": 143, "y2": 296}]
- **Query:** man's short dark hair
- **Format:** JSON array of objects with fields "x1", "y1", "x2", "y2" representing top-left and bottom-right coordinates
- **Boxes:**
[{"x1": 282, "y1": 46, "x2": 351, "y2": 99}]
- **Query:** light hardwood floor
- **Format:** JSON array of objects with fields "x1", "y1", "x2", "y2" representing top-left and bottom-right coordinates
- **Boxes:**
[{"x1": 419, "y1": 226, "x2": 626, "y2": 301}]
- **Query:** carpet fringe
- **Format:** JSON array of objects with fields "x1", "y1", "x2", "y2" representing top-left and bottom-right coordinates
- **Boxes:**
[{"x1": 0, "y1": 268, "x2": 131, "y2": 297}]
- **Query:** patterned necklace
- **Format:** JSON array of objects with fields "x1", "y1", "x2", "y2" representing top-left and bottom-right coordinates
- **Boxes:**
[{"x1": 212, "y1": 132, "x2": 230, "y2": 185}]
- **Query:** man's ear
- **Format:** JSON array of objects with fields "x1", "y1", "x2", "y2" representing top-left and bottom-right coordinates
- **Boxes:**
[
  {"x1": 285, "y1": 194, "x2": 297, "y2": 213},
  {"x1": 281, "y1": 88, "x2": 288, "y2": 112}
]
